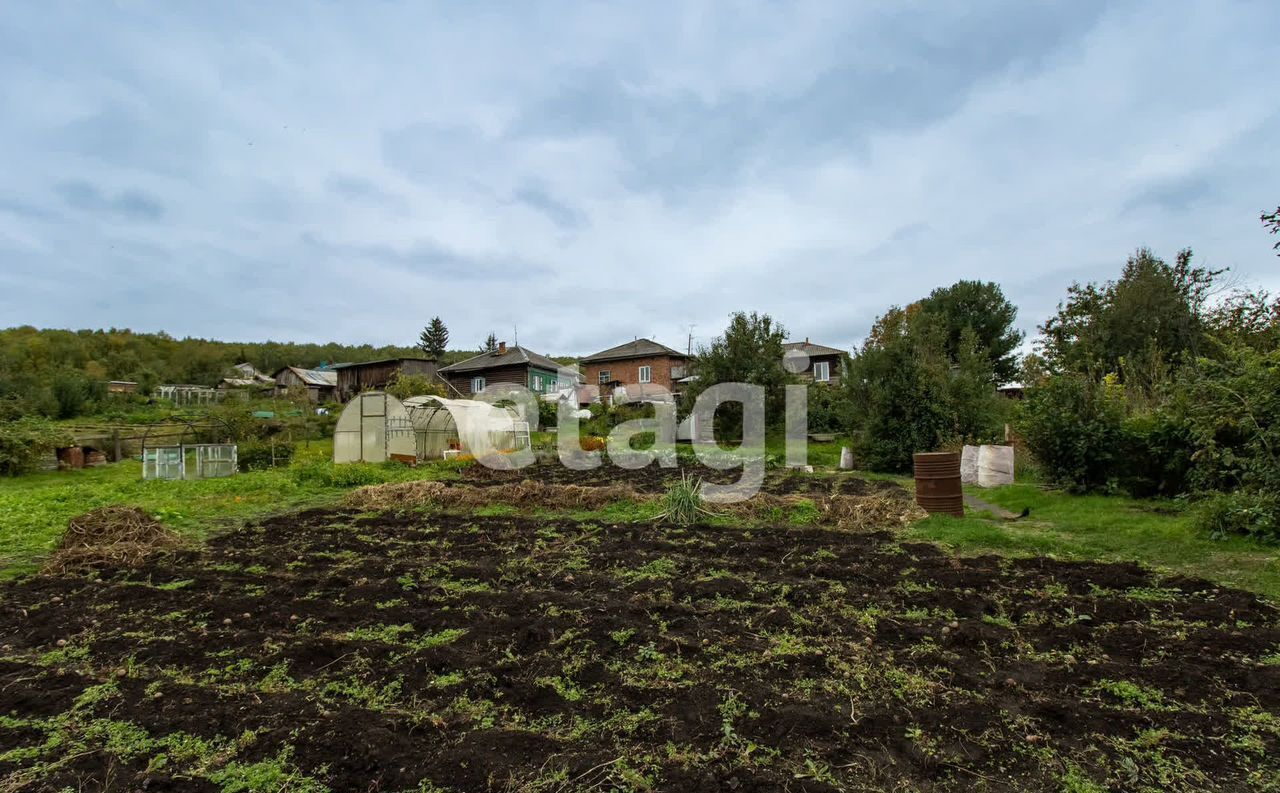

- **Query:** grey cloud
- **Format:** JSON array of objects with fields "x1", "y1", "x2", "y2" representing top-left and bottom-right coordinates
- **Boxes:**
[
  {"x1": 512, "y1": 185, "x2": 587, "y2": 230},
  {"x1": 55, "y1": 180, "x2": 165, "y2": 221},
  {"x1": 327, "y1": 174, "x2": 408, "y2": 212},
  {"x1": 1122, "y1": 174, "x2": 1215, "y2": 215},
  {"x1": 299, "y1": 233, "x2": 550, "y2": 281}
]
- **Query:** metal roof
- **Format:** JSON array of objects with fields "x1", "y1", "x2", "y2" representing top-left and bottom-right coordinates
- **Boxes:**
[
  {"x1": 274, "y1": 366, "x2": 338, "y2": 387},
  {"x1": 439, "y1": 345, "x2": 564, "y2": 375},
  {"x1": 580, "y1": 338, "x2": 688, "y2": 364}
]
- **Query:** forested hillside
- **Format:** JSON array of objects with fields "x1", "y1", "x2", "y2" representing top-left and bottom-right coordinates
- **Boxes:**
[{"x1": 0, "y1": 326, "x2": 418, "y2": 417}]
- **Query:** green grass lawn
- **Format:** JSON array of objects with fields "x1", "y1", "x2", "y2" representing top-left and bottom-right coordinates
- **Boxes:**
[
  {"x1": 0, "y1": 441, "x2": 462, "y2": 579},
  {"x1": 908, "y1": 483, "x2": 1280, "y2": 602}
]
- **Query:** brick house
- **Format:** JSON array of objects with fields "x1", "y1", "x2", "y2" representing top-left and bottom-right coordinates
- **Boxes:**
[
  {"x1": 579, "y1": 339, "x2": 689, "y2": 401},
  {"x1": 783, "y1": 339, "x2": 846, "y2": 385},
  {"x1": 438, "y1": 342, "x2": 570, "y2": 398}
]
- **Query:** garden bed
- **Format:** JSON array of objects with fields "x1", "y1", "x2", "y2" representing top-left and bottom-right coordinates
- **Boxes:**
[{"x1": 1, "y1": 500, "x2": 1277, "y2": 790}]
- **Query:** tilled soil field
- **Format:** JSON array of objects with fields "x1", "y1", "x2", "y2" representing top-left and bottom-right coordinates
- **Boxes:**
[
  {"x1": 457, "y1": 463, "x2": 907, "y2": 497},
  {"x1": 1, "y1": 505, "x2": 1278, "y2": 791}
]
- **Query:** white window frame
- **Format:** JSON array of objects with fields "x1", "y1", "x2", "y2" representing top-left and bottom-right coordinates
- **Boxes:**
[
  {"x1": 638, "y1": 365, "x2": 652, "y2": 384},
  {"x1": 471, "y1": 376, "x2": 485, "y2": 393},
  {"x1": 598, "y1": 370, "x2": 610, "y2": 384},
  {"x1": 812, "y1": 361, "x2": 830, "y2": 382}
]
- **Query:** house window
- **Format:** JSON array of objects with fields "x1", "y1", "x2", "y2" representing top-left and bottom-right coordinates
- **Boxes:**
[
  {"x1": 638, "y1": 365, "x2": 651, "y2": 384},
  {"x1": 471, "y1": 376, "x2": 485, "y2": 393},
  {"x1": 812, "y1": 361, "x2": 830, "y2": 382},
  {"x1": 598, "y1": 370, "x2": 610, "y2": 384}
]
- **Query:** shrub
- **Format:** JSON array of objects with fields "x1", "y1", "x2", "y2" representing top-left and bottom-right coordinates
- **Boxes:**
[
  {"x1": 237, "y1": 439, "x2": 296, "y2": 472},
  {"x1": 1196, "y1": 490, "x2": 1279, "y2": 543},
  {"x1": 1015, "y1": 375, "x2": 1127, "y2": 492},
  {"x1": 385, "y1": 372, "x2": 445, "y2": 401},
  {"x1": 1118, "y1": 409, "x2": 1195, "y2": 498},
  {"x1": 537, "y1": 399, "x2": 559, "y2": 429},
  {"x1": 0, "y1": 418, "x2": 72, "y2": 476},
  {"x1": 1179, "y1": 344, "x2": 1280, "y2": 496},
  {"x1": 806, "y1": 384, "x2": 853, "y2": 435}
]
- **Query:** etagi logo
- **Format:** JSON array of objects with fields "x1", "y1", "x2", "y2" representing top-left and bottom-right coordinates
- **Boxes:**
[{"x1": 465, "y1": 348, "x2": 819, "y2": 503}]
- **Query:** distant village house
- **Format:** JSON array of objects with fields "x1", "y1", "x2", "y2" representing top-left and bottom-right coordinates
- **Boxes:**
[
  {"x1": 437, "y1": 342, "x2": 569, "y2": 398},
  {"x1": 272, "y1": 366, "x2": 338, "y2": 402},
  {"x1": 783, "y1": 339, "x2": 845, "y2": 385}
]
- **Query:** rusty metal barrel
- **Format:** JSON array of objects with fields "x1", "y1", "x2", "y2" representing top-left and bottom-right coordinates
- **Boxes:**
[{"x1": 913, "y1": 451, "x2": 964, "y2": 517}]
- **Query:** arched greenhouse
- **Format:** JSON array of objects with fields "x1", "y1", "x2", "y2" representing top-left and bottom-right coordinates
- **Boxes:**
[{"x1": 402, "y1": 395, "x2": 529, "y2": 461}]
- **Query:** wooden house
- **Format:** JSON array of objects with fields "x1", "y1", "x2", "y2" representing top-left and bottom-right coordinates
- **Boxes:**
[
  {"x1": 272, "y1": 366, "x2": 338, "y2": 402},
  {"x1": 438, "y1": 342, "x2": 567, "y2": 397}
]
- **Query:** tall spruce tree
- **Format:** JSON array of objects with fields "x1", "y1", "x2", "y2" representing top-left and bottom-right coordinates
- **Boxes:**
[{"x1": 418, "y1": 317, "x2": 449, "y2": 359}]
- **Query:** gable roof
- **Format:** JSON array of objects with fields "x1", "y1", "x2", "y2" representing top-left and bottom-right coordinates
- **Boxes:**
[
  {"x1": 273, "y1": 366, "x2": 337, "y2": 387},
  {"x1": 580, "y1": 338, "x2": 688, "y2": 364},
  {"x1": 329, "y1": 356, "x2": 436, "y2": 370},
  {"x1": 783, "y1": 340, "x2": 846, "y2": 357},
  {"x1": 438, "y1": 345, "x2": 564, "y2": 375}
]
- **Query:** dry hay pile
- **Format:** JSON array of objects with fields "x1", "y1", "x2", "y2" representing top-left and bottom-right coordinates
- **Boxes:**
[
  {"x1": 345, "y1": 479, "x2": 646, "y2": 512},
  {"x1": 722, "y1": 491, "x2": 925, "y2": 531},
  {"x1": 822, "y1": 492, "x2": 926, "y2": 529},
  {"x1": 44, "y1": 506, "x2": 182, "y2": 575}
]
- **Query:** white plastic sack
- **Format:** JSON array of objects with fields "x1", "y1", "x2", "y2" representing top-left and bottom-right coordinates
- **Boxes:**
[
  {"x1": 977, "y1": 444, "x2": 1015, "y2": 487},
  {"x1": 960, "y1": 445, "x2": 980, "y2": 484}
]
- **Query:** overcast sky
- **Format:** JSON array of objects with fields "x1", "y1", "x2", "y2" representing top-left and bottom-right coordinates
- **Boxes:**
[{"x1": 1, "y1": 2, "x2": 1277, "y2": 357}]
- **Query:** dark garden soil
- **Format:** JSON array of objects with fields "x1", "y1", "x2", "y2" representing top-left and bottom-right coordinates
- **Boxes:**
[
  {"x1": 1, "y1": 494, "x2": 1278, "y2": 790},
  {"x1": 456, "y1": 462, "x2": 907, "y2": 498}
]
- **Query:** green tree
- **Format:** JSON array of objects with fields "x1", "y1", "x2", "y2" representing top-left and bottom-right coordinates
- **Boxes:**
[
  {"x1": 917, "y1": 280, "x2": 1023, "y2": 383},
  {"x1": 847, "y1": 308, "x2": 1002, "y2": 472},
  {"x1": 1263, "y1": 206, "x2": 1279, "y2": 256},
  {"x1": 1040, "y1": 248, "x2": 1223, "y2": 393},
  {"x1": 483, "y1": 333, "x2": 499, "y2": 353},
  {"x1": 50, "y1": 371, "x2": 89, "y2": 419},
  {"x1": 683, "y1": 312, "x2": 791, "y2": 433},
  {"x1": 418, "y1": 317, "x2": 449, "y2": 359}
]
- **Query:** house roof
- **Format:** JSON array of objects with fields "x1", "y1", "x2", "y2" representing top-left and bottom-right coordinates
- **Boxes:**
[
  {"x1": 783, "y1": 340, "x2": 846, "y2": 357},
  {"x1": 329, "y1": 356, "x2": 436, "y2": 370},
  {"x1": 273, "y1": 366, "x2": 338, "y2": 387},
  {"x1": 580, "y1": 338, "x2": 688, "y2": 364},
  {"x1": 438, "y1": 345, "x2": 564, "y2": 375}
]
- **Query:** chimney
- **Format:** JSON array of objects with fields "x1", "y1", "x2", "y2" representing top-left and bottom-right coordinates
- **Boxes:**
[
  {"x1": 805, "y1": 336, "x2": 810, "y2": 345},
  {"x1": 497, "y1": 341, "x2": 507, "y2": 355}
]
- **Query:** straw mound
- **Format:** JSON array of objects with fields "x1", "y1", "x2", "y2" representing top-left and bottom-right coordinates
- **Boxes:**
[
  {"x1": 345, "y1": 480, "x2": 645, "y2": 512},
  {"x1": 722, "y1": 492, "x2": 926, "y2": 531},
  {"x1": 44, "y1": 506, "x2": 182, "y2": 575}
]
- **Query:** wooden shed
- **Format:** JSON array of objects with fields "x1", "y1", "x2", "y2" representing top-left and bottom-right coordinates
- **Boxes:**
[{"x1": 331, "y1": 357, "x2": 439, "y2": 402}]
